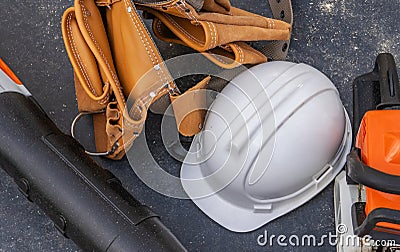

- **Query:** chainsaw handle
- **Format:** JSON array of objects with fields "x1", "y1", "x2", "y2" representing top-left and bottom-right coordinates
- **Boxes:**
[
  {"x1": 346, "y1": 149, "x2": 400, "y2": 195},
  {"x1": 375, "y1": 53, "x2": 400, "y2": 109},
  {"x1": 352, "y1": 53, "x2": 400, "y2": 139},
  {"x1": 354, "y1": 207, "x2": 400, "y2": 237}
]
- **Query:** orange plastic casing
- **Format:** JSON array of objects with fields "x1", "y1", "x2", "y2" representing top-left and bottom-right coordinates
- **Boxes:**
[
  {"x1": 0, "y1": 58, "x2": 22, "y2": 85},
  {"x1": 356, "y1": 110, "x2": 400, "y2": 232}
]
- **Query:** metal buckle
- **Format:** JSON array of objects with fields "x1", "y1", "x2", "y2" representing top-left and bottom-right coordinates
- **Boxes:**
[
  {"x1": 166, "y1": 82, "x2": 181, "y2": 96},
  {"x1": 70, "y1": 110, "x2": 118, "y2": 156}
]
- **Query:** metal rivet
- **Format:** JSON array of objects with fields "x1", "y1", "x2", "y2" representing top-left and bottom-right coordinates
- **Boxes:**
[
  {"x1": 149, "y1": 92, "x2": 156, "y2": 98},
  {"x1": 154, "y1": 64, "x2": 161, "y2": 71},
  {"x1": 185, "y1": 9, "x2": 191, "y2": 13},
  {"x1": 127, "y1": 6, "x2": 132, "y2": 13}
]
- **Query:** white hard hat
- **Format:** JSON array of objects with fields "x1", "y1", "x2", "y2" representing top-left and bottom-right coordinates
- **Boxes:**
[{"x1": 181, "y1": 61, "x2": 352, "y2": 232}]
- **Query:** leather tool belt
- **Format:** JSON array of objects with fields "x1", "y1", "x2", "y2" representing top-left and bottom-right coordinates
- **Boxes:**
[{"x1": 61, "y1": 0, "x2": 292, "y2": 160}]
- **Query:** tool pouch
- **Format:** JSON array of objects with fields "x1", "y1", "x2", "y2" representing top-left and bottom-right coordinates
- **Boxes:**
[
  {"x1": 62, "y1": 0, "x2": 292, "y2": 160},
  {"x1": 138, "y1": 0, "x2": 291, "y2": 68}
]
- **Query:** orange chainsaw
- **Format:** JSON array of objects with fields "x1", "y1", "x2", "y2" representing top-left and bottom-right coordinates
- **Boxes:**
[{"x1": 335, "y1": 53, "x2": 400, "y2": 252}]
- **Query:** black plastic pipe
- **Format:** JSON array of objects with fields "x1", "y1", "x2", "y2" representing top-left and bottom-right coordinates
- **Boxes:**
[{"x1": 0, "y1": 92, "x2": 186, "y2": 252}]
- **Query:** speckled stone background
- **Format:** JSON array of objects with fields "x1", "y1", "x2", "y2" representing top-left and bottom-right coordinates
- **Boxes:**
[{"x1": 0, "y1": 0, "x2": 399, "y2": 251}]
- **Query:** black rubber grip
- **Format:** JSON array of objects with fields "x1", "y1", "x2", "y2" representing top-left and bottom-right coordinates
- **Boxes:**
[
  {"x1": 354, "y1": 207, "x2": 400, "y2": 237},
  {"x1": 376, "y1": 53, "x2": 400, "y2": 109},
  {"x1": 352, "y1": 53, "x2": 400, "y2": 141},
  {"x1": 346, "y1": 149, "x2": 400, "y2": 195}
]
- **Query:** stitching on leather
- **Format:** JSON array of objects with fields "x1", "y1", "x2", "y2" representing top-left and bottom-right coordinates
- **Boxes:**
[
  {"x1": 163, "y1": 13, "x2": 203, "y2": 45},
  {"x1": 205, "y1": 21, "x2": 216, "y2": 49},
  {"x1": 264, "y1": 18, "x2": 279, "y2": 30},
  {"x1": 128, "y1": 85, "x2": 163, "y2": 120},
  {"x1": 237, "y1": 45, "x2": 244, "y2": 63},
  {"x1": 179, "y1": 0, "x2": 198, "y2": 24},
  {"x1": 155, "y1": 19, "x2": 164, "y2": 36},
  {"x1": 100, "y1": 82, "x2": 111, "y2": 104},
  {"x1": 66, "y1": 14, "x2": 97, "y2": 96},
  {"x1": 210, "y1": 52, "x2": 231, "y2": 65},
  {"x1": 156, "y1": 0, "x2": 180, "y2": 8},
  {"x1": 220, "y1": 44, "x2": 232, "y2": 52},
  {"x1": 80, "y1": 3, "x2": 124, "y2": 107},
  {"x1": 268, "y1": 19, "x2": 272, "y2": 29},
  {"x1": 139, "y1": 0, "x2": 175, "y2": 6},
  {"x1": 79, "y1": 0, "x2": 126, "y2": 107},
  {"x1": 96, "y1": 0, "x2": 117, "y2": 6},
  {"x1": 210, "y1": 22, "x2": 217, "y2": 48},
  {"x1": 67, "y1": 13, "x2": 110, "y2": 105},
  {"x1": 124, "y1": 2, "x2": 159, "y2": 66},
  {"x1": 125, "y1": 102, "x2": 147, "y2": 128},
  {"x1": 123, "y1": 0, "x2": 172, "y2": 120},
  {"x1": 233, "y1": 43, "x2": 244, "y2": 63},
  {"x1": 129, "y1": 98, "x2": 148, "y2": 123},
  {"x1": 123, "y1": 0, "x2": 170, "y2": 89}
]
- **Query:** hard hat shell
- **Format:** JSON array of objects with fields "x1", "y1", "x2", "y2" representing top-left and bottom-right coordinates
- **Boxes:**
[{"x1": 181, "y1": 61, "x2": 352, "y2": 232}]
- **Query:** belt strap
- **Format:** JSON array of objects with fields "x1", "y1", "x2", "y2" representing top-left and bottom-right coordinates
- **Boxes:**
[{"x1": 262, "y1": 0, "x2": 293, "y2": 60}]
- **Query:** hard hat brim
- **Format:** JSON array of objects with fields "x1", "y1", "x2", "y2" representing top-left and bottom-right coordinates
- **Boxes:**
[{"x1": 181, "y1": 110, "x2": 352, "y2": 232}]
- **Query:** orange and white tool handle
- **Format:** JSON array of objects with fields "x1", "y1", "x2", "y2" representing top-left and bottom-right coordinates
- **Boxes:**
[{"x1": 0, "y1": 58, "x2": 31, "y2": 96}]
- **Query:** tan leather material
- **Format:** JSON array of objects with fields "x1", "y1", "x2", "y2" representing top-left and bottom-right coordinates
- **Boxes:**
[
  {"x1": 62, "y1": 6, "x2": 120, "y2": 159},
  {"x1": 105, "y1": 101, "x2": 129, "y2": 160},
  {"x1": 170, "y1": 76, "x2": 210, "y2": 136},
  {"x1": 62, "y1": 1, "x2": 124, "y2": 159},
  {"x1": 95, "y1": 0, "x2": 121, "y2": 6},
  {"x1": 93, "y1": 112, "x2": 109, "y2": 152},
  {"x1": 105, "y1": 0, "x2": 175, "y2": 100},
  {"x1": 62, "y1": 7, "x2": 111, "y2": 104},
  {"x1": 199, "y1": 7, "x2": 289, "y2": 28},
  {"x1": 139, "y1": 1, "x2": 289, "y2": 68},
  {"x1": 141, "y1": 0, "x2": 293, "y2": 62},
  {"x1": 73, "y1": 72, "x2": 107, "y2": 112},
  {"x1": 62, "y1": 0, "x2": 152, "y2": 159},
  {"x1": 203, "y1": 42, "x2": 267, "y2": 68},
  {"x1": 141, "y1": 1, "x2": 291, "y2": 35},
  {"x1": 73, "y1": 0, "x2": 124, "y2": 108},
  {"x1": 152, "y1": 18, "x2": 267, "y2": 68},
  {"x1": 141, "y1": 4, "x2": 290, "y2": 51},
  {"x1": 61, "y1": 0, "x2": 293, "y2": 160},
  {"x1": 202, "y1": 0, "x2": 231, "y2": 14}
]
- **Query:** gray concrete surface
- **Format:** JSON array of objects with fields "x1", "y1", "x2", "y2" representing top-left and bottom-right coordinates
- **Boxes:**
[{"x1": 0, "y1": 0, "x2": 399, "y2": 251}]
